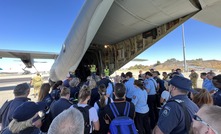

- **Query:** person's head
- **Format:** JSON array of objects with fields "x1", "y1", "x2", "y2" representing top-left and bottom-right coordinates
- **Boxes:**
[
  {"x1": 38, "y1": 83, "x2": 51, "y2": 102},
  {"x1": 48, "y1": 108, "x2": 84, "y2": 134},
  {"x1": 125, "y1": 72, "x2": 133, "y2": 79},
  {"x1": 13, "y1": 83, "x2": 30, "y2": 98},
  {"x1": 191, "y1": 88, "x2": 213, "y2": 108},
  {"x1": 9, "y1": 101, "x2": 46, "y2": 133},
  {"x1": 66, "y1": 73, "x2": 74, "y2": 80},
  {"x1": 152, "y1": 71, "x2": 160, "y2": 77},
  {"x1": 207, "y1": 72, "x2": 216, "y2": 80},
  {"x1": 100, "y1": 73, "x2": 106, "y2": 78},
  {"x1": 212, "y1": 74, "x2": 221, "y2": 89},
  {"x1": 114, "y1": 83, "x2": 126, "y2": 99},
  {"x1": 191, "y1": 105, "x2": 221, "y2": 134},
  {"x1": 176, "y1": 68, "x2": 182, "y2": 73},
  {"x1": 191, "y1": 69, "x2": 195, "y2": 73},
  {"x1": 60, "y1": 86, "x2": 70, "y2": 99},
  {"x1": 98, "y1": 84, "x2": 107, "y2": 108},
  {"x1": 114, "y1": 75, "x2": 121, "y2": 83},
  {"x1": 69, "y1": 77, "x2": 80, "y2": 88},
  {"x1": 169, "y1": 75, "x2": 195, "y2": 97},
  {"x1": 121, "y1": 73, "x2": 126, "y2": 80},
  {"x1": 145, "y1": 71, "x2": 152, "y2": 78},
  {"x1": 52, "y1": 80, "x2": 63, "y2": 90},
  {"x1": 88, "y1": 78, "x2": 97, "y2": 90},
  {"x1": 78, "y1": 85, "x2": 91, "y2": 103},
  {"x1": 200, "y1": 72, "x2": 207, "y2": 79},
  {"x1": 170, "y1": 72, "x2": 180, "y2": 79},
  {"x1": 139, "y1": 70, "x2": 142, "y2": 74},
  {"x1": 134, "y1": 80, "x2": 144, "y2": 90},
  {"x1": 149, "y1": 68, "x2": 154, "y2": 73},
  {"x1": 162, "y1": 72, "x2": 168, "y2": 77}
]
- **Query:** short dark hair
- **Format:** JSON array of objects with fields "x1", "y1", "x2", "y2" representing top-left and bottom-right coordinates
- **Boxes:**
[
  {"x1": 153, "y1": 71, "x2": 160, "y2": 75},
  {"x1": 163, "y1": 72, "x2": 167, "y2": 75},
  {"x1": 201, "y1": 72, "x2": 207, "y2": 76},
  {"x1": 114, "y1": 83, "x2": 126, "y2": 98},
  {"x1": 134, "y1": 80, "x2": 144, "y2": 90},
  {"x1": 145, "y1": 71, "x2": 152, "y2": 76},
  {"x1": 13, "y1": 83, "x2": 30, "y2": 96},
  {"x1": 176, "y1": 68, "x2": 181, "y2": 71},
  {"x1": 126, "y1": 72, "x2": 132, "y2": 78},
  {"x1": 98, "y1": 84, "x2": 106, "y2": 91}
]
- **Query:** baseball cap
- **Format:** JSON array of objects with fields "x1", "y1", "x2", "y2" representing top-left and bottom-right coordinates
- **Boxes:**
[
  {"x1": 13, "y1": 101, "x2": 46, "y2": 122},
  {"x1": 169, "y1": 75, "x2": 196, "y2": 93}
]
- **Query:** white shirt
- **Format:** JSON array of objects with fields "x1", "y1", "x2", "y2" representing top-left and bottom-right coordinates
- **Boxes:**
[
  {"x1": 94, "y1": 97, "x2": 113, "y2": 112},
  {"x1": 161, "y1": 90, "x2": 170, "y2": 106}
]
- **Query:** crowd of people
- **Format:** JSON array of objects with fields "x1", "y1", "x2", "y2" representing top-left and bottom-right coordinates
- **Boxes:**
[{"x1": 0, "y1": 68, "x2": 221, "y2": 134}]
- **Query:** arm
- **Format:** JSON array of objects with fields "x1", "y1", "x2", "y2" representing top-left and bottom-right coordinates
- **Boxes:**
[
  {"x1": 160, "y1": 97, "x2": 165, "y2": 104},
  {"x1": 131, "y1": 92, "x2": 138, "y2": 106},
  {"x1": 106, "y1": 82, "x2": 113, "y2": 97},
  {"x1": 160, "y1": 91, "x2": 166, "y2": 104},
  {"x1": 93, "y1": 120, "x2": 100, "y2": 131},
  {"x1": 153, "y1": 125, "x2": 164, "y2": 134}
]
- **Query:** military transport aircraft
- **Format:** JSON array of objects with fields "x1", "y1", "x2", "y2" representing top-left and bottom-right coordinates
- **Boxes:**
[
  {"x1": 0, "y1": 0, "x2": 221, "y2": 81},
  {"x1": 49, "y1": 0, "x2": 221, "y2": 82}
]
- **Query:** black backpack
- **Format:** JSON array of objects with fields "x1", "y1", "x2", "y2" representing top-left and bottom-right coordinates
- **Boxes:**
[
  {"x1": 96, "y1": 97, "x2": 111, "y2": 134},
  {"x1": 73, "y1": 105, "x2": 91, "y2": 134}
]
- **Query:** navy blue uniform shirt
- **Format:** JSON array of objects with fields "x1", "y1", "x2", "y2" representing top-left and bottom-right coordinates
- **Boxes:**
[
  {"x1": 157, "y1": 95, "x2": 199, "y2": 134},
  {"x1": 63, "y1": 79, "x2": 70, "y2": 87},
  {"x1": 213, "y1": 89, "x2": 221, "y2": 106},
  {"x1": 3, "y1": 97, "x2": 30, "y2": 129},
  {"x1": 50, "y1": 98, "x2": 72, "y2": 119},
  {"x1": 42, "y1": 94, "x2": 53, "y2": 107}
]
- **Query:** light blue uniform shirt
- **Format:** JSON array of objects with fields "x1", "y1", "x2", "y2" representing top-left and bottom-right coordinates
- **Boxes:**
[
  {"x1": 132, "y1": 87, "x2": 149, "y2": 113},
  {"x1": 203, "y1": 78, "x2": 217, "y2": 92},
  {"x1": 144, "y1": 78, "x2": 157, "y2": 95},
  {"x1": 106, "y1": 82, "x2": 113, "y2": 98},
  {"x1": 124, "y1": 77, "x2": 135, "y2": 99}
]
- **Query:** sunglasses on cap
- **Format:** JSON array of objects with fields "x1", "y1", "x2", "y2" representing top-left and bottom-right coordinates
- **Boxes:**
[{"x1": 193, "y1": 114, "x2": 218, "y2": 134}]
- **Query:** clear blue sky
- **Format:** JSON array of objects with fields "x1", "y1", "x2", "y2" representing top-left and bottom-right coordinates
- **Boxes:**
[{"x1": 1, "y1": 0, "x2": 221, "y2": 69}]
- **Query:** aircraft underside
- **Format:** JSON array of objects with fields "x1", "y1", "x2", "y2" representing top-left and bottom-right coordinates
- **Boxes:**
[{"x1": 49, "y1": 0, "x2": 221, "y2": 81}]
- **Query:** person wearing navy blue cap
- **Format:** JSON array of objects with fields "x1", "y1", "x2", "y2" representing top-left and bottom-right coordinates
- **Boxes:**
[
  {"x1": 1, "y1": 101, "x2": 46, "y2": 134},
  {"x1": 153, "y1": 75, "x2": 199, "y2": 134},
  {"x1": 212, "y1": 74, "x2": 221, "y2": 107}
]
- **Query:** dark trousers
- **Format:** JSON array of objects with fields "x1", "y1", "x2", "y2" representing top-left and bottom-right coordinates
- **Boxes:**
[
  {"x1": 147, "y1": 95, "x2": 159, "y2": 129},
  {"x1": 134, "y1": 112, "x2": 151, "y2": 134}
]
